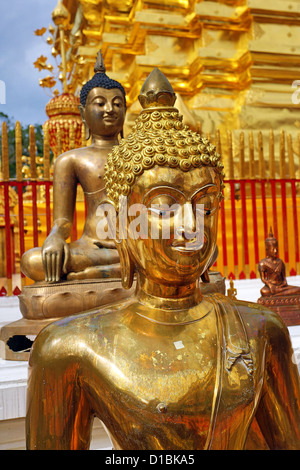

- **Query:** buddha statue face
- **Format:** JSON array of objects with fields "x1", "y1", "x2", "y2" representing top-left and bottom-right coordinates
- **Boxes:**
[
  {"x1": 122, "y1": 164, "x2": 221, "y2": 286},
  {"x1": 79, "y1": 50, "x2": 126, "y2": 139},
  {"x1": 82, "y1": 87, "x2": 126, "y2": 138},
  {"x1": 104, "y1": 68, "x2": 225, "y2": 288},
  {"x1": 264, "y1": 229, "x2": 279, "y2": 260},
  {"x1": 266, "y1": 239, "x2": 278, "y2": 259}
]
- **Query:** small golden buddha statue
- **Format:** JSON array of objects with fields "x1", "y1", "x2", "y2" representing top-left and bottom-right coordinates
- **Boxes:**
[
  {"x1": 227, "y1": 277, "x2": 237, "y2": 300},
  {"x1": 21, "y1": 51, "x2": 125, "y2": 283},
  {"x1": 257, "y1": 229, "x2": 300, "y2": 326},
  {"x1": 26, "y1": 69, "x2": 300, "y2": 450}
]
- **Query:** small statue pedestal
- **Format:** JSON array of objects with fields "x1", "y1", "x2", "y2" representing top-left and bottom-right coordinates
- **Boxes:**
[
  {"x1": 0, "y1": 278, "x2": 135, "y2": 361},
  {"x1": 257, "y1": 295, "x2": 300, "y2": 326}
]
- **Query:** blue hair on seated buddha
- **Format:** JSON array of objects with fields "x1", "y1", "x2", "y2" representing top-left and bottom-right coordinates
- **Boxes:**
[{"x1": 80, "y1": 50, "x2": 126, "y2": 107}]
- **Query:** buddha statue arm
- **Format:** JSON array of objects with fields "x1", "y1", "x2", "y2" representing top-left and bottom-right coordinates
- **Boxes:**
[
  {"x1": 42, "y1": 154, "x2": 78, "y2": 281},
  {"x1": 258, "y1": 263, "x2": 265, "y2": 280},
  {"x1": 258, "y1": 263, "x2": 278, "y2": 294},
  {"x1": 26, "y1": 327, "x2": 94, "y2": 450},
  {"x1": 280, "y1": 260, "x2": 288, "y2": 286},
  {"x1": 258, "y1": 264, "x2": 271, "y2": 291},
  {"x1": 51, "y1": 153, "x2": 78, "y2": 236},
  {"x1": 254, "y1": 313, "x2": 300, "y2": 449}
]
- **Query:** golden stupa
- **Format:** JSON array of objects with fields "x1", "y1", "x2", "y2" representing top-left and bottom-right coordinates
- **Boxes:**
[{"x1": 36, "y1": 0, "x2": 300, "y2": 138}]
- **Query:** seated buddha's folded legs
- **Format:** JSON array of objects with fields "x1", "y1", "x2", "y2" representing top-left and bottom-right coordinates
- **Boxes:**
[
  {"x1": 21, "y1": 240, "x2": 120, "y2": 282},
  {"x1": 21, "y1": 247, "x2": 45, "y2": 282}
]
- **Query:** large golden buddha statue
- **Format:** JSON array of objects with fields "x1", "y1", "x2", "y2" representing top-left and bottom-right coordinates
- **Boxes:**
[
  {"x1": 26, "y1": 69, "x2": 300, "y2": 450},
  {"x1": 21, "y1": 51, "x2": 124, "y2": 283}
]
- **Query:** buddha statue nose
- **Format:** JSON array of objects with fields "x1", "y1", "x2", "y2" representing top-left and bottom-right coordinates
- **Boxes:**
[
  {"x1": 104, "y1": 101, "x2": 113, "y2": 113},
  {"x1": 183, "y1": 203, "x2": 197, "y2": 240},
  {"x1": 174, "y1": 203, "x2": 198, "y2": 243}
]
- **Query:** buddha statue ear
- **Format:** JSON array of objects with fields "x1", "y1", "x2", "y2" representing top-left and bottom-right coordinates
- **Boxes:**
[
  {"x1": 200, "y1": 245, "x2": 219, "y2": 283},
  {"x1": 115, "y1": 238, "x2": 135, "y2": 289},
  {"x1": 79, "y1": 104, "x2": 91, "y2": 141},
  {"x1": 106, "y1": 198, "x2": 134, "y2": 289}
]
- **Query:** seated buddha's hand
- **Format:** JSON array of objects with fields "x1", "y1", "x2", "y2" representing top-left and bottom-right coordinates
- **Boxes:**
[
  {"x1": 42, "y1": 234, "x2": 70, "y2": 282},
  {"x1": 269, "y1": 284, "x2": 278, "y2": 294}
]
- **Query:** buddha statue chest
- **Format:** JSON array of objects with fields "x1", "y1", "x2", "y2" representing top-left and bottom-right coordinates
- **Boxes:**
[
  {"x1": 72, "y1": 150, "x2": 107, "y2": 194},
  {"x1": 77, "y1": 302, "x2": 256, "y2": 450}
]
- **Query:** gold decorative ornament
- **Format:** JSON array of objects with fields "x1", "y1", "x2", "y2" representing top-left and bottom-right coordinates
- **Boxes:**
[{"x1": 44, "y1": 92, "x2": 82, "y2": 157}]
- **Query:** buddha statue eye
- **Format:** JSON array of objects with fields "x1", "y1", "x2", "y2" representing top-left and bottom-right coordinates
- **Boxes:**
[
  {"x1": 195, "y1": 205, "x2": 214, "y2": 217},
  {"x1": 113, "y1": 100, "x2": 122, "y2": 108},
  {"x1": 193, "y1": 193, "x2": 218, "y2": 218},
  {"x1": 148, "y1": 207, "x2": 174, "y2": 218},
  {"x1": 149, "y1": 207, "x2": 166, "y2": 216}
]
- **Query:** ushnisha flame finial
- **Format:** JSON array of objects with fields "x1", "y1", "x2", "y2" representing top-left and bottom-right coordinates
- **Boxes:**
[
  {"x1": 138, "y1": 68, "x2": 177, "y2": 109},
  {"x1": 80, "y1": 50, "x2": 126, "y2": 107},
  {"x1": 94, "y1": 50, "x2": 106, "y2": 74},
  {"x1": 265, "y1": 227, "x2": 276, "y2": 245}
]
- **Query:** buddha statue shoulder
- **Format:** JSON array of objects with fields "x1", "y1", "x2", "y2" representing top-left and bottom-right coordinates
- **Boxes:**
[
  {"x1": 21, "y1": 51, "x2": 126, "y2": 283},
  {"x1": 26, "y1": 69, "x2": 300, "y2": 450}
]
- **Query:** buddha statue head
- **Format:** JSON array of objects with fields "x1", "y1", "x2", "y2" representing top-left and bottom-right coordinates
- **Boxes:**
[
  {"x1": 265, "y1": 228, "x2": 278, "y2": 259},
  {"x1": 79, "y1": 50, "x2": 126, "y2": 140},
  {"x1": 104, "y1": 68, "x2": 225, "y2": 291}
]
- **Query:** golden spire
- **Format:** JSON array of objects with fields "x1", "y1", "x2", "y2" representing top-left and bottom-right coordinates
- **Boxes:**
[
  {"x1": 51, "y1": 0, "x2": 70, "y2": 93},
  {"x1": 138, "y1": 68, "x2": 176, "y2": 109},
  {"x1": 265, "y1": 227, "x2": 276, "y2": 245},
  {"x1": 51, "y1": 0, "x2": 69, "y2": 27}
]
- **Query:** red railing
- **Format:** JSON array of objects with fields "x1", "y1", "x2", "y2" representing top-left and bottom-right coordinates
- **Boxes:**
[
  {"x1": 0, "y1": 177, "x2": 300, "y2": 295},
  {"x1": 214, "y1": 178, "x2": 300, "y2": 280},
  {"x1": 0, "y1": 180, "x2": 53, "y2": 295}
]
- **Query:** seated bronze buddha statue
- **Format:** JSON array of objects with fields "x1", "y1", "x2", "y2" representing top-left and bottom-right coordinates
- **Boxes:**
[
  {"x1": 259, "y1": 229, "x2": 300, "y2": 297},
  {"x1": 21, "y1": 51, "x2": 124, "y2": 283},
  {"x1": 0, "y1": 52, "x2": 131, "y2": 347},
  {"x1": 26, "y1": 69, "x2": 300, "y2": 450},
  {"x1": 257, "y1": 229, "x2": 300, "y2": 326}
]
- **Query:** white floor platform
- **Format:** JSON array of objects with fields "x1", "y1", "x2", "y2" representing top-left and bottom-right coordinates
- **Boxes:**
[{"x1": 0, "y1": 277, "x2": 300, "y2": 450}]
